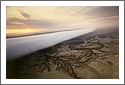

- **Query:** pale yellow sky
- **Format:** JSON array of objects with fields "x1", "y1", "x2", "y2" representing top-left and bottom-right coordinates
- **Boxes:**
[{"x1": 6, "y1": 6, "x2": 119, "y2": 34}]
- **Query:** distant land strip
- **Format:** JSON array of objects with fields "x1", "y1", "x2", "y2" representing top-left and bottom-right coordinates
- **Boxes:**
[{"x1": 6, "y1": 28, "x2": 88, "y2": 39}]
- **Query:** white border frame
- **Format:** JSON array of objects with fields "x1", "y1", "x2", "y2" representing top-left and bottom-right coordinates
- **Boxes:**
[{"x1": 1, "y1": 1, "x2": 124, "y2": 84}]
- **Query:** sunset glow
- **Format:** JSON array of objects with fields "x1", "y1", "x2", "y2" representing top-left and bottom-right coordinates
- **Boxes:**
[
  {"x1": 5, "y1": 1, "x2": 120, "y2": 80},
  {"x1": 6, "y1": 28, "x2": 42, "y2": 35},
  {"x1": 6, "y1": 6, "x2": 119, "y2": 35}
]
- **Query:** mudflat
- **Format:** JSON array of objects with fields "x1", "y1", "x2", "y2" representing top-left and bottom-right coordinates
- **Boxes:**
[{"x1": 6, "y1": 28, "x2": 119, "y2": 79}]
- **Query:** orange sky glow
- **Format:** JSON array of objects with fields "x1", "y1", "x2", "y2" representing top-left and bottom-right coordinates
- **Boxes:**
[
  {"x1": 6, "y1": 6, "x2": 119, "y2": 35},
  {"x1": 6, "y1": 28, "x2": 42, "y2": 35}
]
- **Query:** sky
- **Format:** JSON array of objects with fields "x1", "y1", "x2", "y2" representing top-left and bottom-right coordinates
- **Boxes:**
[{"x1": 6, "y1": 6, "x2": 119, "y2": 35}]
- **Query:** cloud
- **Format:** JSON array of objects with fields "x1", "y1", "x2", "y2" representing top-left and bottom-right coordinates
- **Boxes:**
[
  {"x1": 7, "y1": 6, "x2": 119, "y2": 31},
  {"x1": 7, "y1": 18, "x2": 58, "y2": 29},
  {"x1": 71, "y1": 7, "x2": 98, "y2": 16},
  {"x1": 69, "y1": 6, "x2": 119, "y2": 18},
  {"x1": 21, "y1": 12, "x2": 31, "y2": 19},
  {"x1": 83, "y1": 6, "x2": 119, "y2": 18},
  {"x1": 82, "y1": 16, "x2": 119, "y2": 23}
]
